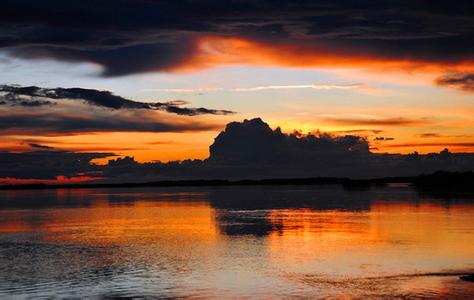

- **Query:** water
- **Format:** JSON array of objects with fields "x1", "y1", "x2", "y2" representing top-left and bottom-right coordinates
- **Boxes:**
[{"x1": 0, "y1": 186, "x2": 473, "y2": 298}]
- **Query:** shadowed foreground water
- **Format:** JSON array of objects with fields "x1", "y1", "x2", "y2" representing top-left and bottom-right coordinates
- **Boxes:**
[{"x1": 0, "y1": 186, "x2": 473, "y2": 298}]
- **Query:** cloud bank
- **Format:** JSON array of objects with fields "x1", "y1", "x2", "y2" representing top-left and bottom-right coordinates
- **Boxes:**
[
  {"x1": 2, "y1": 118, "x2": 474, "y2": 183},
  {"x1": 1, "y1": 1, "x2": 473, "y2": 76}
]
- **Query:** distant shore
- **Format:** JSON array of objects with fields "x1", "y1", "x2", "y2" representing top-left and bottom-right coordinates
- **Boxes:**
[{"x1": 0, "y1": 171, "x2": 473, "y2": 192}]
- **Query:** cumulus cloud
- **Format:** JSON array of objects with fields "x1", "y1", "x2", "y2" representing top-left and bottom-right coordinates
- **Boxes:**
[
  {"x1": 0, "y1": 1, "x2": 472, "y2": 76},
  {"x1": 434, "y1": 72, "x2": 474, "y2": 92},
  {"x1": 209, "y1": 118, "x2": 369, "y2": 164},
  {"x1": 0, "y1": 85, "x2": 235, "y2": 116}
]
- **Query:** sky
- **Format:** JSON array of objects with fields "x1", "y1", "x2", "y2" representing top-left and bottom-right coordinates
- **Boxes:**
[{"x1": 0, "y1": 0, "x2": 473, "y2": 183}]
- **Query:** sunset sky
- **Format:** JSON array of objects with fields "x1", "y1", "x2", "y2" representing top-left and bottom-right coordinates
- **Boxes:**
[{"x1": 0, "y1": 1, "x2": 473, "y2": 183}]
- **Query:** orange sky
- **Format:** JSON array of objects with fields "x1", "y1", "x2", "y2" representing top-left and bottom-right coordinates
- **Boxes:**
[{"x1": 1, "y1": 36, "x2": 473, "y2": 187}]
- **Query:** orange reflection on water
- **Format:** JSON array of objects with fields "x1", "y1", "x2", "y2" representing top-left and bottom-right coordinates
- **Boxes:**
[
  {"x1": 0, "y1": 188, "x2": 474, "y2": 298},
  {"x1": 369, "y1": 201, "x2": 474, "y2": 258},
  {"x1": 266, "y1": 201, "x2": 474, "y2": 276},
  {"x1": 0, "y1": 196, "x2": 218, "y2": 246}
]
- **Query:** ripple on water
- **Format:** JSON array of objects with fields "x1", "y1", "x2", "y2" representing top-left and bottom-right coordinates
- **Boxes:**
[
  {"x1": 1, "y1": 187, "x2": 474, "y2": 298},
  {"x1": 282, "y1": 271, "x2": 474, "y2": 298}
]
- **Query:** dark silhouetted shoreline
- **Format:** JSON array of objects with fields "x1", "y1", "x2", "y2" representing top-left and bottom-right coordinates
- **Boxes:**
[{"x1": 1, "y1": 171, "x2": 472, "y2": 192}]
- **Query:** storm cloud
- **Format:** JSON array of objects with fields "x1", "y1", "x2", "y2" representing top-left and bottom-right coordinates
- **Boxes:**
[{"x1": 0, "y1": 1, "x2": 473, "y2": 76}]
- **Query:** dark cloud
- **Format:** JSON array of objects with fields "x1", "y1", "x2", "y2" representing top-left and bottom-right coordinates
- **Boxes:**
[
  {"x1": 324, "y1": 117, "x2": 431, "y2": 126},
  {"x1": 419, "y1": 133, "x2": 443, "y2": 138},
  {"x1": 0, "y1": 98, "x2": 54, "y2": 107},
  {"x1": 0, "y1": 85, "x2": 229, "y2": 135},
  {"x1": 158, "y1": 105, "x2": 234, "y2": 116},
  {"x1": 0, "y1": 85, "x2": 235, "y2": 116},
  {"x1": 9, "y1": 41, "x2": 200, "y2": 77},
  {"x1": 0, "y1": 1, "x2": 473, "y2": 76},
  {"x1": 2, "y1": 118, "x2": 474, "y2": 183},
  {"x1": 0, "y1": 111, "x2": 220, "y2": 135},
  {"x1": 374, "y1": 137, "x2": 395, "y2": 141},
  {"x1": 434, "y1": 72, "x2": 474, "y2": 92},
  {"x1": 209, "y1": 118, "x2": 369, "y2": 164},
  {"x1": 28, "y1": 143, "x2": 55, "y2": 150}
]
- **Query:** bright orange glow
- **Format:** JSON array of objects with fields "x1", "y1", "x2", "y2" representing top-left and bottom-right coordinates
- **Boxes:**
[
  {"x1": 0, "y1": 131, "x2": 219, "y2": 164},
  {"x1": 172, "y1": 36, "x2": 474, "y2": 74}
]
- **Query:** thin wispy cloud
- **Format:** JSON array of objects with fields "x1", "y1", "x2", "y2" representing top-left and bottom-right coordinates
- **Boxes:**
[
  {"x1": 324, "y1": 117, "x2": 432, "y2": 127},
  {"x1": 385, "y1": 142, "x2": 474, "y2": 148},
  {"x1": 144, "y1": 83, "x2": 362, "y2": 93},
  {"x1": 418, "y1": 133, "x2": 472, "y2": 138},
  {"x1": 330, "y1": 129, "x2": 384, "y2": 135},
  {"x1": 144, "y1": 87, "x2": 225, "y2": 93},
  {"x1": 231, "y1": 84, "x2": 362, "y2": 92}
]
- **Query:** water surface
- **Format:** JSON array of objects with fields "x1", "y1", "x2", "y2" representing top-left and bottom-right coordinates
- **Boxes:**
[{"x1": 0, "y1": 186, "x2": 473, "y2": 298}]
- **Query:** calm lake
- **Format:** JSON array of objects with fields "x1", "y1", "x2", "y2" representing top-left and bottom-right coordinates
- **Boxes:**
[{"x1": 0, "y1": 186, "x2": 473, "y2": 298}]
